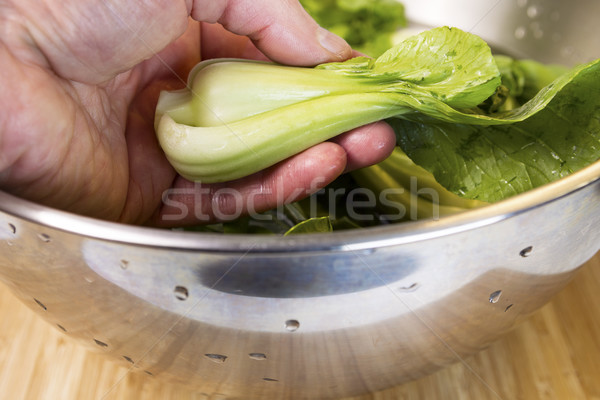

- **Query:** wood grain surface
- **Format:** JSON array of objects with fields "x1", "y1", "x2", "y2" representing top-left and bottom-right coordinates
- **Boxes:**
[{"x1": 1, "y1": 253, "x2": 599, "y2": 400}]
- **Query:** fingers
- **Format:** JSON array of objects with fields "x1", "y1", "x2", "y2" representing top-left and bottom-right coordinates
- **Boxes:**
[
  {"x1": 17, "y1": 0, "x2": 351, "y2": 83},
  {"x1": 15, "y1": 0, "x2": 352, "y2": 85},
  {"x1": 330, "y1": 121, "x2": 397, "y2": 173},
  {"x1": 199, "y1": 22, "x2": 270, "y2": 61},
  {"x1": 191, "y1": 0, "x2": 353, "y2": 66},
  {"x1": 151, "y1": 142, "x2": 347, "y2": 227},
  {"x1": 148, "y1": 121, "x2": 395, "y2": 227}
]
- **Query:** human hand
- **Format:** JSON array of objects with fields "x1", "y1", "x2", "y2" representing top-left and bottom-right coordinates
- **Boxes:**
[{"x1": 0, "y1": 0, "x2": 396, "y2": 226}]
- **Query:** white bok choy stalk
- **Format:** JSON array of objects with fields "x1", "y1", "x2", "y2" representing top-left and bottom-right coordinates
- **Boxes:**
[{"x1": 154, "y1": 26, "x2": 502, "y2": 183}]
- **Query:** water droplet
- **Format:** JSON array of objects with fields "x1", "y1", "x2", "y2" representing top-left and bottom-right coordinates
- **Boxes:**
[
  {"x1": 204, "y1": 354, "x2": 227, "y2": 363},
  {"x1": 529, "y1": 21, "x2": 544, "y2": 39},
  {"x1": 119, "y1": 259, "x2": 129, "y2": 269},
  {"x1": 514, "y1": 26, "x2": 527, "y2": 40},
  {"x1": 249, "y1": 353, "x2": 267, "y2": 361},
  {"x1": 174, "y1": 285, "x2": 189, "y2": 300},
  {"x1": 527, "y1": 5, "x2": 539, "y2": 18},
  {"x1": 561, "y1": 46, "x2": 576, "y2": 58},
  {"x1": 285, "y1": 320, "x2": 300, "y2": 332},
  {"x1": 489, "y1": 290, "x2": 502, "y2": 304}
]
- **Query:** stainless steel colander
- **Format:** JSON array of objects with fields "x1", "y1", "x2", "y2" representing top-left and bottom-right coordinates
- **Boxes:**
[{"x1": 1, "y1": 1, "x2": 599, "y2": 399}]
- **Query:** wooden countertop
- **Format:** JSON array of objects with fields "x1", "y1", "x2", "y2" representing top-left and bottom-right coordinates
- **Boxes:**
[{"x1": 1, "y1": 253, "x2": 599, "y2": 400}]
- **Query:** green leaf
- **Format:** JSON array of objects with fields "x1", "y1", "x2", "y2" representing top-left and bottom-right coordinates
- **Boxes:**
[
  {"x1": 284, "y1": 217, "x2": 333, "y2": 235},
  {"x1": 318, "y1": 26, "x2": 502, "y2": 109},
  {"x1": 352, "y1": 147, "x2": 486, "y2": 221},
  {"x1": 478, "y1": 55, "x2": 571, "y2": 113},
  {"x1": 392, "y1": 58, "x2": 600, "y2": 202},
  {"x1": 372, "y1": 27, "x2": 501, "y2": 108}
]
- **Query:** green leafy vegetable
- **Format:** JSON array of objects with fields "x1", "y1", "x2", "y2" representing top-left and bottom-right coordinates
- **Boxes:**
[
  {"x1": 391, "y1": 57, "x2": 600, "y2": 202},
  {"x1": 299, "y1": 0, "x2": 407, "y2": 57},
  {"x1": 351, "y1": 147, "x2": 487, "y2": 220},
  {"x1": 155, "y1": 27, "x2": 501, "y2": 183},
  {"x1": 497, "y1": 56, "x2": 570, "y2": 103},
  {"x1": 158, "y1": 25, "x2": 600, "y2": 233}
]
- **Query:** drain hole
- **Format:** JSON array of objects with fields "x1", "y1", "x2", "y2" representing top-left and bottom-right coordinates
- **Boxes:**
[
  {"x1": 284, "y1": 319, "x2": 300, "y2": 332},
  {"x1": 505, "y1": 304, "x2": 514, "y2": 312},
  {"x1": 520, "y1": 246, "x2": 533, "y2": 257},
  {"x1": 263, "y1": 378, "x2": 279, "y2": 382},
  {"x1": 94, "y1": 339, "x2": 108, "y2": 348},
  {"x1": 204, "y1": 354, "x2": 227, "y2": 363},
  {"x1": 37, "y1": 233, "x2": 51, "y2": 242},
  {"x1": 8, "y1": 223, "x2": 16, "y2": 234},
  {"x1": 489, "y1": 290, "x2": 502, "y2": 304},
  {"x1": 34, "y1": 298, "x2": 47, "y2": 310},
  {"x1": 174, "y1": 286, "x2": 189, "y2": 300},
  {"x1": 123, "y1": 355, "x2": 134, "y2": 363},
  {"x1": 56, "y1": 324, "x2": 67, "y2": 332},
  {"x1": 144, "y1": 370, "x2": 153, "y2": 376},
  {"x1": 249, "y1": 353, "x2": 267, "y2": 361},
  {"x1": 397, "y1": 282, "x2": 419, "y2": 292}
]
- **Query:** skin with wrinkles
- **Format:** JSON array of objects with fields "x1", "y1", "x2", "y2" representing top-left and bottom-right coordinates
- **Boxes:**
[{"x1": 0, "y1": 0, "x2": 395, "y2": 226}]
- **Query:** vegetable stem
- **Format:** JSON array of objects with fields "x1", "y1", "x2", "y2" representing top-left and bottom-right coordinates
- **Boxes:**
[{"x1": 155, "y1": 27, "x2": 502, "y2": 183}]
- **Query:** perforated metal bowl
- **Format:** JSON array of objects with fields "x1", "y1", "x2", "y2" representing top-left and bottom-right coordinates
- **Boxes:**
[{"x1": 1, "y1": 1, "x2": 599, "y2": 399}]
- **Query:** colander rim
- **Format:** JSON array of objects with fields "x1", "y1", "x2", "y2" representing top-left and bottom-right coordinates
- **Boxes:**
[{"x1": 1, "y1": 159, "x2": 599, "y2": 253}]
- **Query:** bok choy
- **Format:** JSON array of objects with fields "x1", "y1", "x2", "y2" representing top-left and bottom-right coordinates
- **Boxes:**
[
  {"x1": 156, "y1": 25, "x2": 600, "y2": 219},
  {"x1": 155, "y1": 26, "x2": 502, "y2": 183}
]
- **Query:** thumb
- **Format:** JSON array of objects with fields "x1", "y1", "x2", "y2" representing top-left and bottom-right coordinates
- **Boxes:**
[{"x1": 190, "y1": 0, "x2": 353, "y2": 66}]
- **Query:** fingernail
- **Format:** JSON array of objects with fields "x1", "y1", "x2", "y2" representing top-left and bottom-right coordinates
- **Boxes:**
[{"x1": 317, "y1": 27, "x2": 350, "y2": 58}]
